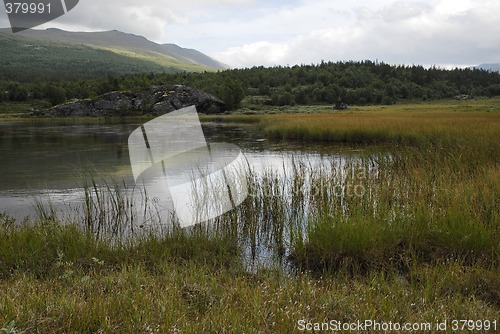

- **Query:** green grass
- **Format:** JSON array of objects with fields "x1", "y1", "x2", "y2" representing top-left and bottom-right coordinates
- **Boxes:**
[
  {"x1": 1, "y1": 99, "x2": 499, "y2": 332},
  {"x1": 0, "y1": 214, "x2": 239, "y2": 280},
  {"x1": 0, "y1": 101, "x2": 46, "y2": 119},
  {"x1": 93, "y1": 45, "x2": 217, "y2": 73},
  {"x1": 288, "y1": 143, "x2": 499, "y2": 272},
  {"x1": 0, "y1": 261, "x2": 497, "y2": 333}
]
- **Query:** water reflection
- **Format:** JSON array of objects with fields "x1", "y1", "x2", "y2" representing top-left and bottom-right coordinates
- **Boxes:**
[
  {"x1": 0, "y1": 120, "x2": 367, "y2": 221},
  {"x1": 1, "y1": 120, "x2": 386, "y2": 271}
]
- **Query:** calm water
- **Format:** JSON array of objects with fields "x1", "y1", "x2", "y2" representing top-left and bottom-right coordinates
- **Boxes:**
[{"x1": 0, "y1": 119, "x2": 350, "y2": 221}]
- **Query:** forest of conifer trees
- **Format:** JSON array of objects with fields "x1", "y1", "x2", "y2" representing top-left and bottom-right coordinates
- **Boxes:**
[{"x1": 1, "y1": 60, "x2": 500, "y2": 110}]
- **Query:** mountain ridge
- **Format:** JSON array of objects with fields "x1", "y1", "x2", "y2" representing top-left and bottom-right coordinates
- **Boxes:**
[{"x1": 0, "y1": 28, "x2": 228, "y2": 81}]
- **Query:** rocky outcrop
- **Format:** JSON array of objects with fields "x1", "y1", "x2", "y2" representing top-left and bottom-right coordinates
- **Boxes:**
[{"x1": 42, "y1": 85, "x2": 226, "y2": 117}]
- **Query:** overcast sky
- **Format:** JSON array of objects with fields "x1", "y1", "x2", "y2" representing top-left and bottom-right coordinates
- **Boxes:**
[{"x1": 1, "y1": 0, "x2": 499, "y2": 68}]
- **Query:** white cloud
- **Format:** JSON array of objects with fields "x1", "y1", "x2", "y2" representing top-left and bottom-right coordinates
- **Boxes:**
[
  {"x1": 1, "y1": 0, "x2": 499, "y2": 68},
  {"x1": 1, "y1": 0, "x2": 253, "y2": 40},
  {"x1": 217, "y1": 41, "x2": 292, "y2": 67},
  {"x1": 213, "y1": 0, "x2": 500, "y2": 67},
  {"x1": 378, "y1": 1, "x2": 432, "y2": 22}
]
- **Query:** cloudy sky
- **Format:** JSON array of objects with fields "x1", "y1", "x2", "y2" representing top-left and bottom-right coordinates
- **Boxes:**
[{"x1": 1, "y1": 0, "x2": 499, "y2": 68}]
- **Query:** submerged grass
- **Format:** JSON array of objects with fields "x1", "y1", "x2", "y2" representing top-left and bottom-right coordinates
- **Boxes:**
[{"x1": 1, "y1": 100, "x2": 499, "y2": 332}]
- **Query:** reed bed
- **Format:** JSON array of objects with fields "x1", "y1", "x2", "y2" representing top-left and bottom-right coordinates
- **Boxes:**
[{"x1": 261, "y1": 110, "x2": 500, "y2": 149}]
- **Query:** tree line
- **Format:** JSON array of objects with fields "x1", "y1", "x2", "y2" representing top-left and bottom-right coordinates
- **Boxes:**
[{"x1": 1, "y1": 60, "x2": 500, "y2": 110}]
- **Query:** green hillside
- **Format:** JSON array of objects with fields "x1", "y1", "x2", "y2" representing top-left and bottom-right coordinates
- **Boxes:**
[{"x1": 0, "y1": 29, "x2": 223, "y2": 82}]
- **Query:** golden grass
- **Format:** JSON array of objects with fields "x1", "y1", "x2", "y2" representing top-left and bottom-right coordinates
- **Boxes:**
[{"x1": 261, "y1": 105, "x2": 499, "y2": 146}]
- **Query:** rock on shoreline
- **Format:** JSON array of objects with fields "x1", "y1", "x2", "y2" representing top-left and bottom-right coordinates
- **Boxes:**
[{"x1": 40, "y1": 85, "x2": 227, "y2": 117}]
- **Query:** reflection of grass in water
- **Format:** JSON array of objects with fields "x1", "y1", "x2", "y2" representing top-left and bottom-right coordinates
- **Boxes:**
[
  {"x1": 1, "y1": 102, "x2": 499, "y2": 332},
  {"x1": 232, "y1": 149, "x2": 498, "y2": 275},
  {"x1": 80, "y1": 175, "x2": 136, "y2": 239}
]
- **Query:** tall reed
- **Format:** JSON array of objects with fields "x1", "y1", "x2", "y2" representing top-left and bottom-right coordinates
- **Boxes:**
[{"x1": 28, "y1": 141, "x2": 499, "y2": 275}]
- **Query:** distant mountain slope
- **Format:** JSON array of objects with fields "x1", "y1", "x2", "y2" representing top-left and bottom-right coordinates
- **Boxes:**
[
  {"x1": 0, "y1": 28, "x2": 227, "y2": 82},
  {"x1": 470, "y1": 63, "x2": 500, "y2": 72}
]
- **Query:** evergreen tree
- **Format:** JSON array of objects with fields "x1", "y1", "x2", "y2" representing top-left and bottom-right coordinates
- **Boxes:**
[
  {"x1": 45, "y1": 85, "x2": 67, "y2": 106},
  {"x1": 218, "y1": 78, "x2": 245, "y2": 110}
]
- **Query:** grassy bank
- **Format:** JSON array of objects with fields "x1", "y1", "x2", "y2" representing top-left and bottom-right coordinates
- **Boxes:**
[
  {"x1": 1, "y1": 99, "x2": 499, "y2": 332},
  {"x1": 0, "y1": 217, "x2": 498, "y2": 333}
]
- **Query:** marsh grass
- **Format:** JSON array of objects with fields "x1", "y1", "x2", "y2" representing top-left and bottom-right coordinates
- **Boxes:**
[
  {"x1": 1, "y1": 101, "x2": 499, "y2": 332},
  {"x1": 289, "y1": 146, "x2": 498, "y2": 272},
  {"x1": 260, "y1": 110, "x2": 500, "y2": 149},
  {"x1": 80, "y1": 175, "x2": 137, "y2": 239},
  {"x1": 0, "y1": 214, "x2": 240, "y2": 279}
]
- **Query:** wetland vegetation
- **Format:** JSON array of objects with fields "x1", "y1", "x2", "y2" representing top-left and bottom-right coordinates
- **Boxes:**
[{"x1": 1, "y1": 99, "x2": 498, "y2": 333}]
